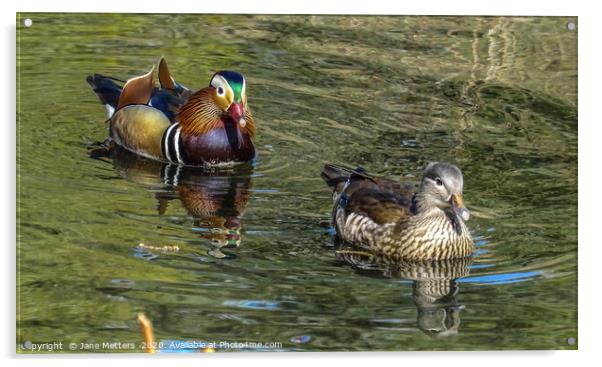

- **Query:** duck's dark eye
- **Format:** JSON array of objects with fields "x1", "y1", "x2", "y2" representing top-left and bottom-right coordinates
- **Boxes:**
[
  {"x1": 435, "y1": 177, "x2": 443, "y2": 186},
  {"x1": 217, "y1": 86, "x2": 224, "y2": 96}
]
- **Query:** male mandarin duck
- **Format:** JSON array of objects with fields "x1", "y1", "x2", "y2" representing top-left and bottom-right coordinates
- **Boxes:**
[
  {"x1": 86, "y1": 58, "x2": 255, "y2": 166},
  {"x1": 321, "y1": 162, "x2": 474, "y2": 261}
]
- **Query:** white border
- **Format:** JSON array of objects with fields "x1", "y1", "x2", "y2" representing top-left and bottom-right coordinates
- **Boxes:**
[
  {"x1": 7, "y1": 0, "x2": 582, "y2": 16},
  {"x1": 4, "y1": 0, "x2": 598, "y2": 366}
]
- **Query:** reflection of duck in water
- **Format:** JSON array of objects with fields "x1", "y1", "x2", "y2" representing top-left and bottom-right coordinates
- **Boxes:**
[
  {"x1": 321, "y1": 162, "x2": 474, "y2": 261},
  {"x1": 92, "y1": 145, "x2": 253, "y2": 256},
  {"x1": 334, "y1": 239, "x2": 472, "y2": 338}
]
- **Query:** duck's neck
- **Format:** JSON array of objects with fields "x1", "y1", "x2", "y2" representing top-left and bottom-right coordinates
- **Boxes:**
[
  {"x1": 413, "y1": 193, "x2": 450, "y2": 219},
  {"x1": 413, "y1": 193, "x2": 467, "y2": 237},
  {"x1": 177, "y1": 89, "x2": 256, "y2": 137}
]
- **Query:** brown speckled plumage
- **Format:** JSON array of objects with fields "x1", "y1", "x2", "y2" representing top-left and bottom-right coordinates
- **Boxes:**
[{"x1": 322, "y1": 163, "x2": 474, "y2": 261}]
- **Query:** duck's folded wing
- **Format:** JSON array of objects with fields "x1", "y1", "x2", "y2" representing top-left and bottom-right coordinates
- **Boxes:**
[
  {"x1": 151, "y1": 58, "x2": 192, "y2": 122},
  {"x1": 149, "y1": 89, "x2": 186, "y2": 123},
  {"x1": 322, "y1": 163, "x2": 368, "y2": 189},
  {"x1": 117, "y1": 66, "x2": 155, "y2": 110},
  {"x1": 346, "y1": 188, "x2": 412, "y2": 225},
  {"x1": 372, "y1": 178, "x2": 417, "y2": 201},
  {"x1": 158, "y1": 57, "x2": 192, "y2": 99}
]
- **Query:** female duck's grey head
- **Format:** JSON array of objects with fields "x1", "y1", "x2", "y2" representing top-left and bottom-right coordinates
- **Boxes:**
[{"x1": 418, "y1": 162, "x2": 470, "y2": 221}]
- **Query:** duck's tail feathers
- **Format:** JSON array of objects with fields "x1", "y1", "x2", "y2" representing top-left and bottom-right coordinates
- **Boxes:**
[
  {"x1": 321, "y1": 163, "x2": 371, "y2": 194},
  {"x1": 86, "y1": 74, "x2": 124, "y2": 118}
]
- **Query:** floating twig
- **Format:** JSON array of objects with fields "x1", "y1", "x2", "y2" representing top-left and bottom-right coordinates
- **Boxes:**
[{"x1": 137, "y1": 313, "x2": 156, "y2": 353}]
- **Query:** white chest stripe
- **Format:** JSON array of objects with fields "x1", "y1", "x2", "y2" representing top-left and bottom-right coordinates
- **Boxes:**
[
  {"x1": 163, "y1": 123, "x2": 178, "y2": 163},
  {"x1": 173, "y1": 128, "x2": 184, "y2": 164}
]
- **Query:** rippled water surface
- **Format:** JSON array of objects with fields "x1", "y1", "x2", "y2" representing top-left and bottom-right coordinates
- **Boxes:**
[{"x1": 17, "y1": 14, "x2": 577, "y2": 351}]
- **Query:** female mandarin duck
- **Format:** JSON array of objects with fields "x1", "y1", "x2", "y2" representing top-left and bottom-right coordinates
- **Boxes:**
[
  {"x1": 321, "y1": 162, "x2": 474, "y2": 261},
  {"x1": 86, "y1": 58, "x2": 255, "y2": 166}
]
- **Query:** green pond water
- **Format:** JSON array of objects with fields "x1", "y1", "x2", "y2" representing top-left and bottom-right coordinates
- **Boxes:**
[{"x1": 17, "y1": 14, "x2": 577, "y2": 352}]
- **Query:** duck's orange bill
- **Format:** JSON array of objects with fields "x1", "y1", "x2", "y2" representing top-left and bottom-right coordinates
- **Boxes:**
[
  {"x1": 227, "y1": 102, "x2": 246, "y2": 127},
  {"x1": 451, "y1": 193, "x2": 465, "y2": 208},
  {"x1": 450, "y1": 193, "x2": 470, "y2": 221}
]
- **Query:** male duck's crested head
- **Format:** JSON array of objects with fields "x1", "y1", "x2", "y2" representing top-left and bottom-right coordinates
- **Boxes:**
[
  {"x1": 212, "y1": 71, "x2": 245, "y2": 103},
  {"x1": 177, "y1": 70, "x2": 254, "y2": 136},
  {"x1": 209, "y1": 71, "x2": 248, "y2": 126},
  {"x1": 418, "y1": 162, "x2": 470, "y2": 221}
]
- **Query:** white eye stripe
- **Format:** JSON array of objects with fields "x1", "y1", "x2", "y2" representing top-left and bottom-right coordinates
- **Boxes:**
[{"x1": 210, "y1": 74, "x2": 233, "y2": 99}]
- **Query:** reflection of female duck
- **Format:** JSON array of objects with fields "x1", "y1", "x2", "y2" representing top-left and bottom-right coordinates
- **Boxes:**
[
  {"x1": 94, "y1": 145, "x2": 253, "y2": 255},
  {"x1": 334, "y1": 239, "x2": 472, "y2": 338}
]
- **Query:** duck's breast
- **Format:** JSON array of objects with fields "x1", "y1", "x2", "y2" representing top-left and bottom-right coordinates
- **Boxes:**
[
  {"x1": 393, "y1": 214, "x2": 474, "y2": 260},
  {"x1": 182, "y1": 122, "x2": 255, "y2": 165}
]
